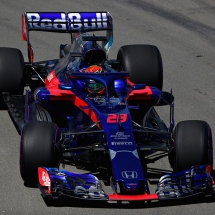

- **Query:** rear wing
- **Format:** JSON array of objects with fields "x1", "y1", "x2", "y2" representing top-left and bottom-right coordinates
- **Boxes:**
[{"x1": 22, "y1": 12, "x2": 113, "y2": 63}]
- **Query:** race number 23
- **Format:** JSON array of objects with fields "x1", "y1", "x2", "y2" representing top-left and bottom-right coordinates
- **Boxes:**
[{"x1": 107, "y1": 114, "x2": 127, "y2": 123}]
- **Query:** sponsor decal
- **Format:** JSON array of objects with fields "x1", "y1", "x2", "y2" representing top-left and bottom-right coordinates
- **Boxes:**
[
  {"x1": 89, "y1": 97, "x2": 122, "y2": 104},
  {"x1": 26, "y1": 12, "x2": 109, "y2": 30},
  {"x1": 111, "y1": 142, "x2": 132, "y2": 145},
  {"x1": 122, "y1": 171, "x2": 138, "y2": 179},
  {"x1": 38, "y1": 168, "x2": 51, "y2": 186},
  {"x1": 47, "y1": 73, "x2": 54, "y2": 82},
  {"x1": 127, "y1": 183, "x2": 138, "y2": 186},
  {"x1": 92, "y1": 97, "x2": 105, "y2": 103},
  {"x1": 41, "y1": 171, "x2": 50, "y2": 186},
  {"x1": 118, "y1": 102, "x2": 126, "y2": 105},
  {"x1": 110, "y1": 131, "x2": 130, "y2": 140},
  {"x1": 109, "y1": 98, "x2": 120, "y2": 103}
]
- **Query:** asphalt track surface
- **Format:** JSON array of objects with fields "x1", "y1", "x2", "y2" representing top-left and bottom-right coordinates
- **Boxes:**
[{"x1": 1, "y1": 0, "x2": 215, "y2": 214}]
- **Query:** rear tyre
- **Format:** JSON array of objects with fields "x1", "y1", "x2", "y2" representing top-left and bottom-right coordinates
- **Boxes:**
[
  {"x1": 117, "y1": 44, "x2": 163, "y2": 90},
  {"x1": 117, "y1": 45, "x2": 163, "y2": 124},
  {"x1": 174, "y1": 120, "x2": 213, "y2": 172},
  {"x1": 20, "y1": 121, "x2": 61, "y2": 184},
  {"x1": 0, "y1": 47, "x2": 25, "y2": 92}
]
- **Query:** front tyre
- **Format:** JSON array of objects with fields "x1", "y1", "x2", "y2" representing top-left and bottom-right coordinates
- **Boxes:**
[
  {"x1": 20, "y1": 121, "x2": 61, "y2": 184},
  {"x1": 174, "y1": 120, "x2": 213, "y2": 172}
]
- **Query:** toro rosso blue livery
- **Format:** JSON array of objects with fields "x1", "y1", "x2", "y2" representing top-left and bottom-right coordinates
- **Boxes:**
[{"x1": 0, "y1": 12, "x2": 214, "y2": 203}]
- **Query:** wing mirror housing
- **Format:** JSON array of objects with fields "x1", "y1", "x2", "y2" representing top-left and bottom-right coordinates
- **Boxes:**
[
  {"x1": 58, "y1": 84, "x2": 73, "y2": 90},
  {"x1": 132, "y1": 84, "x2": 146, "y2": 90}
]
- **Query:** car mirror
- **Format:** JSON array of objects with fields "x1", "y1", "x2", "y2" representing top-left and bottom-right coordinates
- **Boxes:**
[
  {"x1": 58, "y1": 84, "x2": 73, "y2": 90},
  {"x1": 132, "y1": 84, "x2": 146, "y2": 90}
]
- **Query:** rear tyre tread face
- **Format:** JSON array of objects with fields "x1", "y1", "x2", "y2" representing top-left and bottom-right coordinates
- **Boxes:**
[
  {"x1": 0, "y1": 47, "x2": 25, "y2": 92},
  {"x1": 36, "y1": 104, "x2": 52, "y2": 122},
  {"x1": 117, "y1": 44, "x2": 163, "y2": 90},
  {"x1": 20, "y1": 121, "x2": 60, "y2": 184},
  {"x1": 174, "y1": 120, "x2": 213, "y2": 172}
]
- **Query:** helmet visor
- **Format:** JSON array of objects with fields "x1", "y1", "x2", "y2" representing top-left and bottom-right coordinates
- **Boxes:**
[{"x1": 87, "y1": 83, "x2": 104, "y2": 92}]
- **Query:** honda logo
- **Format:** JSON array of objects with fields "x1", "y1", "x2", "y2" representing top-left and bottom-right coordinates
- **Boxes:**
[{"x1": 121, "y1": 171, "x2": 138, "y2": 179}]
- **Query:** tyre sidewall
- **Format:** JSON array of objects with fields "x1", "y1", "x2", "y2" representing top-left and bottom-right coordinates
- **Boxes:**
[
  {"x1": 174, "y1": 120, "x2": 213, "y2": 171},
  {"x1": 117, "y1": 45, "x2": 163, "y2": 90},
  {"x1": 0, "y1": 47, "x2": 25, "y2": 92},
  {"x1": 20, "y1": 121, "x2": 60, "y2": 183}
]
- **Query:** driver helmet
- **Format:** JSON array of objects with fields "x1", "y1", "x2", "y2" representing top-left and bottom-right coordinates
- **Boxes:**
[
  {"x1": 85, "y1": 65, "x2": 105, "y2": 95},
  {"x1": 85, "y1": 65, "x2": 103, "y2": 73}
]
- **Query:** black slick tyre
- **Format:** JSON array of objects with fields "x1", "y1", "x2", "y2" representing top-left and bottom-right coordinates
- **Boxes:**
[
  {"x1": 0, "y1": 47, "x2": 25, "y2": 92},
  {"x1": 20, "y1": 121, "x2": 61, "y2": 184},
  {"x1": 117, "y1": 45, "x2": 163, "y2": 90},
  {"x1": 174, "y1": 120, "x2": 213, "y2": 172}
]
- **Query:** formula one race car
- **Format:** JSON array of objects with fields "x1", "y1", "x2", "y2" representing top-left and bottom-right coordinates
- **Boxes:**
[{"x1": 0, "y1": 12, "x2": 214, "y2": 202}]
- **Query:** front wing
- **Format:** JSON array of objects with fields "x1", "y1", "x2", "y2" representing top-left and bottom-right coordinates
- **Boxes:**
[{"x1": 38, "y1": 165, "x2": 214, "y2": 201}]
